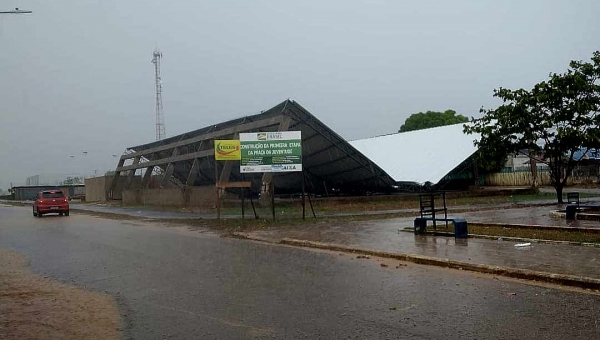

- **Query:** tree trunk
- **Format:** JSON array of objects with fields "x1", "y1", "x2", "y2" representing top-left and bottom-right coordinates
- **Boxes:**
[{"x1": 555, "y1": 184, "x2": 564, "y2": 204}]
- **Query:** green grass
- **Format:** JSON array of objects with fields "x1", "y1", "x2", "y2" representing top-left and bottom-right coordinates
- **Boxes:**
[
  {"x1": 468, "y1": 225, "x2": 600, "y2": 244},
  {"x1": 411, "y1": 219, "x2": 600, "y2": 244},
  {"x1": 157, "y1": 212, "x2": 404, "y2": 234}
]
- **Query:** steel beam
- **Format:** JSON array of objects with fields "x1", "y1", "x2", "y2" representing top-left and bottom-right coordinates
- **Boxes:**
[
  {"x1": 185, "y1": 158, "x2": 200, "y2": 186},
  {"x1": 120, "y1": 116, "x2": 284, "y2": 161},
  {"x1": 141, "y1": 166, "x2": 154, "y2": 188},
  {"x1": 160, "y1": 148, "x2": 180, "y2": 187},
  {"x1": 124, "y1": 156, "x2": 141, "y2": 189},
  {"x1": 116, "y1": 149, "x2": 214, "y2": 172},
  {"x1": 108, "y1": 159, "x2": 126, "y2": 197},
  {"x1": 184, "y1": 138, "x2": 207, "y2": 186},
  {"x1": 303, "y1": 143, "x2": 339, "y2": 160}
]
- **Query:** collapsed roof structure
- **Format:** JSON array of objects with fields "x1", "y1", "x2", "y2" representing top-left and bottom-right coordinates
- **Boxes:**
[
  {"x1": 110, "y1": 100, "x2": 396, "y2": 197},
  {"x1": 110, "y1": 100, "x2": 480, "y2": 197}
]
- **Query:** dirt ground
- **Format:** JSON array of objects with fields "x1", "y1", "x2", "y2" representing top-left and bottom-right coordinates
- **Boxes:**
[{"x1": 0, "y1": 249, "x2": 122, "y2": 340}]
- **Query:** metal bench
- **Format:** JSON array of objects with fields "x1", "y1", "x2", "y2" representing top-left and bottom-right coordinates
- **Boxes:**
[
  {"x1": 414, "y1": 217, "x2": 468, "y2": 238},
  {"x1": 567, "y1": 192, "x2": 580, "y2": 205},
  {"x1": 419, "y1": 192, "x2": 448, "y2": 230}
]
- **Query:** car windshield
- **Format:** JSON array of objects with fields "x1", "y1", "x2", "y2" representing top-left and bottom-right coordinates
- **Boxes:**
[{"x1": 42, "y1": 192, "x2": 64, "y2": 199}]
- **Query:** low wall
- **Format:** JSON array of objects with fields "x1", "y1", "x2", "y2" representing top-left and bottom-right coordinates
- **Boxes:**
[
  {"x1": 121, "y1": 190, "x2": 140, "y2": 205},
  {"x1": 85, "y1": 175, "x2": 142, "y2": 202},
  {"x1": 188, "y1": 187, "x2": 217, "y2": 207},
  {"x1": 143, "y1": 188, "x2": 185, "y2": 206},
  {"x1": 85, "y1": 177, "x2": 107, "y2": 202},
  {"x1": 123, "y1": 186, "x2": 216, "y2": 208}
]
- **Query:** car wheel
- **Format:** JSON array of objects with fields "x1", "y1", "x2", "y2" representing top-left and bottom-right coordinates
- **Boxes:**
[
  {"x1": 37, "y1": 209, "x2": 43, "y2": 218},
  {"x1": 65, "y1": 211, "x2": 70, "y2": 216},
  {"x1": 33, "y1": 207, "x2": 37, "y2": 217}
]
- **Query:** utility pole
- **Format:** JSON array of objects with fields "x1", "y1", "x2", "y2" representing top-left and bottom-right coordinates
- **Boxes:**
[{"x1": 151, "y1": 48, "x2": 166, "y2": 141}]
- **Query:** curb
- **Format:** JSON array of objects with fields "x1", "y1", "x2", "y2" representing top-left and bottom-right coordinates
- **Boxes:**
[
  {"x1": 236, "y1": 235, "x2": 600, "y2": 290},
  {"x1": 469, "y1": 222, "x2": 600, "y2": 234},
  {"x1": 468, "y1": 233, "x2": 600, "y2": 248},
  {"x1": 398, "y1": 227, "x2": 600, "y2": 248}
]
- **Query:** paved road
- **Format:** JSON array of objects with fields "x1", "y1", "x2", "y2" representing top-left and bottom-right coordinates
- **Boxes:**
[{"x1": 1, "y1": 205, "x2": 599, "y2": 339}]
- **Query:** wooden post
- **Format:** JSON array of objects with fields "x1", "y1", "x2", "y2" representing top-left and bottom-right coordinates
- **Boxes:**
[
  {"x1": 302, "y1": 170, "x2": 306, "y2": 220},
  {"x1": 250, "y1": 196, "x2": 258, "y2": 219},
  {"x1": 215, "y1": 162, "x2": 220, "y2": 222},
  {"x1": 242, "y1": 173, "x2": 258, "y2": 219},
  {"x1": 241, "y1": 188, "x2": 245, "y2": 220},
  {"x1": 307, "y1": 190, "x2": 316, "y2": 218}
]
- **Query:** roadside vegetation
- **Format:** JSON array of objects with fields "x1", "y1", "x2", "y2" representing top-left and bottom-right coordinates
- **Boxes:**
[
  {"x1": 469, "y1": 225, "x2": 600, "y2": 244},
  {"x1": 409, "y1": 223, "x2": 600, "y2": 244}
]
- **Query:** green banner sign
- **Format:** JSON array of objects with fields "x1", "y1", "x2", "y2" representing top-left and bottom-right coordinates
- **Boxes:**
[{"x1": 239, "y1": 131, "x2": 302, "y2": 173}]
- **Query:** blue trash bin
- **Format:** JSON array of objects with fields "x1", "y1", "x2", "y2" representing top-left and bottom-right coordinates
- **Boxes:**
[{"x1": 453, "y1": 219, "x2": 468, "y2": 238}]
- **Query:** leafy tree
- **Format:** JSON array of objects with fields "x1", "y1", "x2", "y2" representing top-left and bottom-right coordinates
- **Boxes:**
[
  {"x1": 399, "y1": 110, "x2": 468, "y2": 133},
  {"x1": 465, "y1": 51, "x2": 600, "y2": 203}
]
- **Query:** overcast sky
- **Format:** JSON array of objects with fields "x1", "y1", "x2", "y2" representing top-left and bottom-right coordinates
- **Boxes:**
[{"x1": 1, "y1": 0, "x2": 599, "y2": 188}]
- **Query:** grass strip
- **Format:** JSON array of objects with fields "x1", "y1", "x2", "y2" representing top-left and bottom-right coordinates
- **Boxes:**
[{"x1": 468, "y1": 225, "x2": 600, "y2": 244}]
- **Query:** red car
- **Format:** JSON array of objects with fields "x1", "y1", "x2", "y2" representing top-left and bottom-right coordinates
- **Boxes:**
[{"x1": 33, "y1": 190, "x2": 70, "y2": 217}]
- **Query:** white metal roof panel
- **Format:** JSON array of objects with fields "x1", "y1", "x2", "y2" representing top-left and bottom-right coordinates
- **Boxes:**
[{"x1": 349, "y1": 124, "x2": 480, "y2": 185}]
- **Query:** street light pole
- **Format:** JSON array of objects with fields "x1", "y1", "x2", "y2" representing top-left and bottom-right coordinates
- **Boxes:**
[{"x1": 0, "y1": 8, "x2": 33, "y2": 14}]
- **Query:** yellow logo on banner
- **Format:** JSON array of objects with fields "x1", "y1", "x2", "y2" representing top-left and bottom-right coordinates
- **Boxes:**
[{"x1": 214, "y1": 140, "x2": 241, "y2": 160}]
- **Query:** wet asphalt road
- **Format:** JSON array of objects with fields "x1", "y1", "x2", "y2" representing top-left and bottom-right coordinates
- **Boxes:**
[{"x1": 1, "y1": 205, "x2": 599, "y2": 340}]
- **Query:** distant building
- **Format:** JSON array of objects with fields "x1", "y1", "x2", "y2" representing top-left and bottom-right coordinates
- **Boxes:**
[
  {"x1": 25, "y1": 175, "x2": 39, "y2": 186},
  {"x1": 25, "y1": 174, "x2": 84, "y2": 186},
  {"x1": 573, "y1": 148, "x2": 600, "y2": 161},
  {"x1": 12, "y1": 185, "x2": 85, "y2": 201},
  {"x1": 504, "y1": 151, "x2": 549, "y2": 173}
]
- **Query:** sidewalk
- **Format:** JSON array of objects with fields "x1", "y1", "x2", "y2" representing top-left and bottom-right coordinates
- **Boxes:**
[{"x1": 241, "y1": 216, "x2": 600, "y2": 281}]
